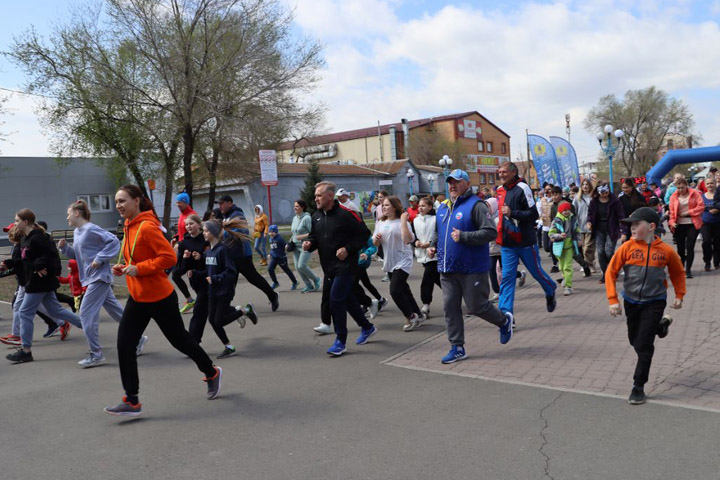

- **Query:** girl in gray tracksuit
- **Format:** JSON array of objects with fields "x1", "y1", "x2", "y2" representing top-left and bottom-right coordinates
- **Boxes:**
[{"x1": 59, "y1": 200, "x2": 147, "y2": 367}]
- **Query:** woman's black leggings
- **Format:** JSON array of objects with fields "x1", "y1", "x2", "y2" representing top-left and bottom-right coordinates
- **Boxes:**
[
  {"x1": 388, "y1": 269, "x2": 421, "y2": 319},
  {"x1": 117, "y1": 291, "x2": 215, "y2": 397},
  {"x1": 420, "y1": 262, "x2": 441, "y2": 305},
  {"x1": 233, "y1": 255, "x2": 275, "y2": 302},
  {"x1": 188, "y1": 282, "x2": 209, "y2": 344},
  {"x1": 356, "y1": 268, "x2": 382, "y2": 300},
  {"x1": 171, "y1": 266, "x2": 192, "y2": 299},
  {"x1": 701, "y1": 222, "x2": 720, "y2": 268},
  {"x1": 207, "y1": 294, "x2": 244, "y2": 346}
]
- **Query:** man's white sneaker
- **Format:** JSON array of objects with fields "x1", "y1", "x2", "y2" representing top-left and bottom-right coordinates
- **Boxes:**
[
  {"x1": 369, "y1": 299, "x2": 380, "y2": 319},
  {"x1": 313, "y1": 323, "x2": 333, "y2": 335}
]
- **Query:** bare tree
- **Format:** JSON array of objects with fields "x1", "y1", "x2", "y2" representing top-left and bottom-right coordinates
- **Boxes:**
[{"x1": 584, "y1": 86, "x2": 699, "y2": 176}]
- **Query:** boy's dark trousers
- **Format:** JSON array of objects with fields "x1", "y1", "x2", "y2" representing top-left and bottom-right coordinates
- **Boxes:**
[
  {"x1": 624, "y1": 299, "x2": 666, "y2": 388},
  {"x1": 268, "y1": 256, "x2": 297, "y2": 285}
]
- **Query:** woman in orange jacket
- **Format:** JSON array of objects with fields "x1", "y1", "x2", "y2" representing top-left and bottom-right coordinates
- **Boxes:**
[
  {"x1": 103, "y1": 185, "x2": 221, "y2": 418},
  {"x1": 253, "y1": 205, "x2": 269, "y2": 265},
  {"x1": 668, "y1": 177, "x2": 704, "y2": 278}
]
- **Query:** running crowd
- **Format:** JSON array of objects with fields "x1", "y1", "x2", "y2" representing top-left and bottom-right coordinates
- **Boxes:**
[{"x1": 1, "y1": 164, "x2": 718, "y2": 415}]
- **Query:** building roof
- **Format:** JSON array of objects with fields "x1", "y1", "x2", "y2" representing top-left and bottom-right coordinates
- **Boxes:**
[
  {"x1": 278, "y1": 163, "x2": 390, "y2": 176},
  {"x1": 415, "y1": 165, "x2": 444, "y2": 173},
  {"x1": 277, "y1": 111, "x2": 510, "y2": 151}
]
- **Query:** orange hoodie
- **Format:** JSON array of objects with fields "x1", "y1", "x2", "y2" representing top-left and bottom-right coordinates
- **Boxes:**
[
  {"x1": 121, "y1": 211, "x2": 176, "y2": 302},
  {"x1": 605, "y1": 235, "x2": 686, "y2": 306}
]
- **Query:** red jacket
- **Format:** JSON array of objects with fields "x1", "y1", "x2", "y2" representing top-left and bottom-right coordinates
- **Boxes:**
[
  {"x1": 58, "y1": 259, "x2": 86, "y2": 296},
  {"x1": 669, "y1": 189, "x2": 704, "y2": 230},
  {"x1": 176, "y1": 205, "x2": 197, "y2": 241}
]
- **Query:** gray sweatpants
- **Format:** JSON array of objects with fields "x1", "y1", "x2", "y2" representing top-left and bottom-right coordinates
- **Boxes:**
[
  {"x1": 440, "y1": 272, "x2": 505, "y2": 346},
  {"x1": 80, "y1": 281, "x2": 124, "y2": 355}
]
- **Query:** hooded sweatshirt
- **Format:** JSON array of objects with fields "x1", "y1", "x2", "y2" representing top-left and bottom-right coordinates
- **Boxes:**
[
  {"x1": 59, "y1": 259, "x2": 85, "y2": 296},
  {"x1": 60, "y1": 221, "x2": 121, "y2": 286},
  {"x1": 120, "y1": 211, "x2": 176, "y2": 302},
  {"x1": 176, "y1": 204, "x2": 197, "y2": 241},
  {"x1": 19, "y1": 228, "x2": 63, "y2": 293},
  {"x1": 253, "y1": 205, "x2": 269, "y2": 235},
  {"x1": 290, "y1": 211, "x2": 313, "y2": 248}
]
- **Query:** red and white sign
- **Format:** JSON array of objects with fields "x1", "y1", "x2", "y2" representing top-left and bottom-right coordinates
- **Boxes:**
[{"x1": 259, "y1": 150, "x2": 278, "y2": 186}]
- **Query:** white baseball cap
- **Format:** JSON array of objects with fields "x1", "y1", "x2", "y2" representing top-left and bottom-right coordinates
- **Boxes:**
[{"x1": 336, "y1": 188, "x2": 349, "y2": 197}]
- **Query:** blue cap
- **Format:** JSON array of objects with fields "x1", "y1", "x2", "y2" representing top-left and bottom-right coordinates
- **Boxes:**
[
  {"x1": 176, "y1": 192, "x2": 190, "y2": 204},
  {"x1": 446, "y1": 169, "x2": 470, "y2": 182},
  {"x1": 268, "y1": 224, "x2": 279, "y2": 233}
]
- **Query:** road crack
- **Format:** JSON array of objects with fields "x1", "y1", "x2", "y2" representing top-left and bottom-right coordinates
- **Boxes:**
[{"x1": 539, "y1": 392, "x2": 564, "y2": 480}]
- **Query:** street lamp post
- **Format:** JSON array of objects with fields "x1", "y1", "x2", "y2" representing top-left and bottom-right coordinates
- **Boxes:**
[
  {"x1": 439, "y1": 154, "x2": 453, "y2": 198},
  {"x1": 596, "y1": 124, "x2": 624, "y2": 194},
  {"x1": 407, "y1": 169, "x2": 415, "y2": 197},
  {"x1": 427, "y1": 174, "x2": 436, "y2": 196}
]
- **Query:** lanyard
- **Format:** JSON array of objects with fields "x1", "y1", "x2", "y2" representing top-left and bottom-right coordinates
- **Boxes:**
[{"x1": 118, "y1": 221, "x2": 146, "y2": 265}]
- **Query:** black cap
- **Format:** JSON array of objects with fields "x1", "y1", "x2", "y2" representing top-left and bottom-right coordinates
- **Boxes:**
[
  {"x1": 620, "y1": 207, "x2": 660, "y2": 226},
  {"x1": 214, "y1": 194, "x2": 233, "y2": 204}
]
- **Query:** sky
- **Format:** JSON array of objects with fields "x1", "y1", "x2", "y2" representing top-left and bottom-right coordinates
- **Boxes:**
[{"x1": 1, "y1": 0, "x2": 720, "y2": 167}]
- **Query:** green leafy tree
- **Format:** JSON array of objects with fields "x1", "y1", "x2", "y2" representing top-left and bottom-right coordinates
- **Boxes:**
[{"x1": 299, "y1": 161, "x2": 323, "y2": 214}]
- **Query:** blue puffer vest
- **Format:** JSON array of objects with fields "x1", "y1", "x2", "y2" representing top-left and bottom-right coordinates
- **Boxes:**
[{"x1": 437, "y1": 194, "x2": 490, "y2": 274}]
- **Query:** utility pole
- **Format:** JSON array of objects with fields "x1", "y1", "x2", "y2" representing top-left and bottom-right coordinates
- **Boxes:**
[{"x1": 565, "y1": 113, "x2": 571, "y2": 143}]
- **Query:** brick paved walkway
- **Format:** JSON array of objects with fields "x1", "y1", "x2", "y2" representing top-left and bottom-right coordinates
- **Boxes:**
[{"x1": 385, "y1": 241, "x2": 720, "y2": 412}]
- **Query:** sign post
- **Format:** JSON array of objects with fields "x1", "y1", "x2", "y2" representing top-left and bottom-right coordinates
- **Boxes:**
[{"x1": 259, "y1": 150, "x2": 279, "y2": 224}]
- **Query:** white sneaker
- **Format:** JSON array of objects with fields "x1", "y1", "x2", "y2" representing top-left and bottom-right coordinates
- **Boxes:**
[
  {"x1": 235, "y1": 307, "x2": 247, "y2": 328},
  {"x1": 78, "y1": 353, "x2": 106, "y2": 368},
  {"x1": 564, "y1": 287, "x2": 573, "y2": 296},
  {"x1": 381, "y1": 273, "x2": 390, "y2": 282},
  {"x1": 369, "y1": 299, "x2": 380, "y2": 319},
  {"x1": 403, "y1": 313, "x2": 421, "y2": 331},
  {"x1": 421, "y1": 304, "x2": 430, "y2": 317},
  {"x1": 313, "y1": 323, "x2": 333, "y2": 335},
  {"x1": 135, "y1": 336, "x2": 149, "y2": 356},
  {"x1": 518, "y1": 270, "x2": 527, "y2": 287},
  {"x1": 489, "y1": 293, "x2": 499, "y2": 303}
]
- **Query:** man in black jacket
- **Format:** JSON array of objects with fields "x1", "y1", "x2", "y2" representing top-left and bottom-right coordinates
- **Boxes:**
[{"x1": 303, "y1": 182, "x2": 377, "y2": 356}]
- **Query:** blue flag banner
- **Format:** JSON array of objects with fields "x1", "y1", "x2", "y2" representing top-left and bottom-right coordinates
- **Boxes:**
[
  {"x1": 528, "y1": 134, "x2": 560, "y2": 187},
  {"x1": 549, "y1": 136, "x2": 580, "y2": 188}
]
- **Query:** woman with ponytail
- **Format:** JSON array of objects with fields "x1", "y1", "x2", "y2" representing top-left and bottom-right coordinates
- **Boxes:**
[{"x1": 104, "y1": 185, "x2": 221, "y2": 418}]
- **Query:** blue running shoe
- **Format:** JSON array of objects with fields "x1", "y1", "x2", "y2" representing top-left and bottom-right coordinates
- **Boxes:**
[
  {"x1": 271, "y1": 282, "x2": 279, "y2": 290},
  {"x1": 356, "y1": 325, "x2": 377, "y2": 345},
  {"x1": 500, "y1": 311, "x2": 514, "y2": 345},
  {"x1": 441, "y1": 345, "x2": 467, "y2": 364},
  {"x1": 327, "y1": 339, "x2": 346, "y2": 356},
  {"x1": 290, "y1": 282, "x2": 298, "y2": 291}
]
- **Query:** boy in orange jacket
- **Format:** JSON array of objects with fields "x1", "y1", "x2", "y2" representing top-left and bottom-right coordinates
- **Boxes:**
[{"x1": 605, "y1": 207, "x2": 686, "y2": 405}]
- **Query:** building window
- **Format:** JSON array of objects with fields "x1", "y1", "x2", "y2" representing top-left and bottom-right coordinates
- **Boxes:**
[
  {"x1": 488, "y1": 173, "x2": 495, "y2": 185},
  {"x1": 78, "y1": 194, "x2": 113, "y2": 212},
  {"x1": 479, "y1": 173, "x2": 486, "y2": 184},
  {"x1": 501, "y1": 142, "x2": 507, "y2": 154},
  {"x1": 487, "y1": 142, "x2": 493, "y2": 153},
  {"x1": 477, "y1": 141, "x2": 484, "y2": 152}
]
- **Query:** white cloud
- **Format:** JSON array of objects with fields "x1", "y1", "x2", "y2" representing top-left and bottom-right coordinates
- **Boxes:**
[{"x1": 0, "y1": 93, "x2": 51, "y2": 157}]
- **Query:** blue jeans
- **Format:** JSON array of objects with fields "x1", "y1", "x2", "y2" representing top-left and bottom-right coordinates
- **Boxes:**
[
  {"x1": 326, "y1": 274, "x2": 373, "y2": 344},
  {"x1": 499, "y1": 244, "x2": 557, "y2": 315},
  {"x1": 292, "y1": 249, "x2": 320, "y2": 286},
  {"x1": 254, "y1": 234, "x2": 267, "y2": 258},
  {"x1": 268, "y1": 256, "x2": 297, "y2": 285},
  {"x1": 18, "y1": 290, "x2": 83, "y2": 348}
]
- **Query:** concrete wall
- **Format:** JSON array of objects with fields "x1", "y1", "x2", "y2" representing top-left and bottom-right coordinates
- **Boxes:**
[{"x1": 0, "y1": 157, "x2": 119, "y2": 233}]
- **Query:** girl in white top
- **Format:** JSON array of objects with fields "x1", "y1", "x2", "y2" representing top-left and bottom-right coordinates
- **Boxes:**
[
  {"x1": 373, "y1": 195, "x2": 423, "y2": 331},
  {"x1": 412, "y1": 197, "x2": 440, "y2": 317}
]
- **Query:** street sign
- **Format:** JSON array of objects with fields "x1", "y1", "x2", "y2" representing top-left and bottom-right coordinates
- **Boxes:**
[
  {"x1": 147, "y1": 179, "x2": 156, "y2": 190},
  {"x1": 259, "y1": 150, "x2": 279, "y2": 186},
  {"x1": 378, "y1": 180, "x2": 393, "y2": 186}
]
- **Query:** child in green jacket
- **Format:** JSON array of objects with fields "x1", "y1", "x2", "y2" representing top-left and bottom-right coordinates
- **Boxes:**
[{"x1": 549, "y1": 201, "x2": 586, "y2": 295}]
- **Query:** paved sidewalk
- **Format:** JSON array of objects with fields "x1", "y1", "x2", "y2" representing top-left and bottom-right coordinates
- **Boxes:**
[{"x1": 386, "y1": 241, "x2": 720, "y2": 412}]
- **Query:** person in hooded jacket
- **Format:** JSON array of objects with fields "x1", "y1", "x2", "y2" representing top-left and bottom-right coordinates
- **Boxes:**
[
  {"x1": 253, "y1": 205, "x2": 269, "y2": 266},
  {"x1": 2, "y1": 209, "x2": 83, "y2": 364},
  {"x1": 177, "y1": 214, "x2": 211, "y2": 344},
  {"x1": 290, "y1": 200, "x2": 322, "y2": 293},
  {"x1": 587, "y1": 182, "x2": 627, "y2": 283}
]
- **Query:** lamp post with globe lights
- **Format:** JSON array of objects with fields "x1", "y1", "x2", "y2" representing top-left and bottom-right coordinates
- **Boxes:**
[
  {"x1": 597, "y1": 124, "x2": 624, "y2": 193},
  {"x1": 407, "y1": 169, "x2": 415, "y2": 197},
  {"x1": 427, "y1": 174, "x2": 436, "y2": 196},
  {"x1": 439, "y1": 155, "x2": 453, "y2": 198}
]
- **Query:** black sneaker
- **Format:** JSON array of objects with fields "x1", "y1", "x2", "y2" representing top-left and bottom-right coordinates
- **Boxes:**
[
  {"x1": 270, "y1": 293, "x2": 279, "y2": 312},
  {"x1": 705, "y1": 263, "x2": 712, "y2": 272},
  {"x1": 658, "y1": 315, "x2": 673, "y2": 339},
  {"x1": 628, "y1": 386, "x2": 646, "y2": 405},
  {"x1": 43, "y1": 323, "x2": 61, "y2": 338},
  {"x1": 583, "y1": 265, "x2": 592, "y2": 277},
  {"x1": 686, "y1": 271, "x2": 694, "y2": 279},
  {"x1": 546, "y1": 293, "x2": 557, "y2": 313},
  {"x1": 6, "y1": 349, "x2": 33, "y2": 364},
  {"x1": 550, "y1": 265, "x2": 560, "y2": 273},
  {"x1": 217, "y1": 346, "x2": 236, "y2": 359},
  {"x1": 204, "y1": 366, "x2": 222, "y2": 400},
  {"x1": 244, "y1": 303, "x2": 258, "y2": 325},
  {"x1": 378, "y1": 297, "x2": 388, "y2": 312}
]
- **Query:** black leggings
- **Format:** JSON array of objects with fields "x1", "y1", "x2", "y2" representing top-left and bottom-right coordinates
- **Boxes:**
[
  {"x1": 117, "y1": 291, "x2": 215, "y2": 397},
  {"x1": 356, "y1": 268, "x2": 382, "y2": 300},
  {"x1": 171, "y1": 266, "x2": 192, "y2": 299},
  {"x1": 674, "y1": 224, "x2": 699, "y2": 271},
  {"x1": 207, "y1": 295, "x2": 244, "y2": 346},
  {"x1": 234, "y1": 255, "x2": 276, "y2": 302},
  {"x1": 188, "y1": 282, "x2": 209, "y2": 345},
  {"x1": 489, "y1": 256, "x2": 521, "y2": 294},
  {"x1": 388, "y1": 269, "x2": 421, "y2": 319},
  {"x1": 420, "y1": 262, "x2": 441, "y2": 305},
  {"x1": 701, "y1": 222, "x2": 720, "y2": 268},
  {"x1": 542, "y1": 231, "x2": 558, "y2": 266}
]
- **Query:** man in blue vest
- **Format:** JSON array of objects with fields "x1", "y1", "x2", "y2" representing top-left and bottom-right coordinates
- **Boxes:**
[{"x1": 429, "y1": 169, "x2": 513, "y2": 364}]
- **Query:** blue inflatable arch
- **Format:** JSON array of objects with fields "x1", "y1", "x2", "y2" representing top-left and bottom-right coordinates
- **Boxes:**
[{"x1": 646, "y1": 145, "x2": 720, "y2": 186}]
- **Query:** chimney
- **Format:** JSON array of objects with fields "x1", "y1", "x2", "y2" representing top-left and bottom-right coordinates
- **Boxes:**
[
  {"x1": 401, "y1": 118, "x2": 409, "y2": 159},
  {"x1": 389, "y1": 125, "x2": 397, "y2": 162}
]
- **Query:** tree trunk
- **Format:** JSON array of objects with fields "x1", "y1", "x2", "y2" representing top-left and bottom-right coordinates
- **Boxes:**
[
  {"x1": 162, "y1": 165, "x2": 174, "y2": 237},
  {"x1": 205, "y1": 143, "x2": 220, "y2": 213},
  {"x1": 182, "y1": 124, "x2": 195, "y2": 206}
]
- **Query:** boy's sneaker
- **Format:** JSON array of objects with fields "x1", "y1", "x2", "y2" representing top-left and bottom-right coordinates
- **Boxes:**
[
  {"x1": 271, "y1": 282, "x2": 279, "y2": 290},
  {"x1": 217, "y1": 346, "x2": 237, "y2": 359},
  {"x1": 290, "y1": 282, "x2": 298, "y2": 291},
  {"x1": 204, "y1": 366, "x2": 222, "y2": 399},
  {"x1": 43, "y1": 323, "x2": 62, "y2": 338},
  {"x1": 356, "y1": 325, "x2": 377, "y2": 345},
  {"x1": 136, "y1": 336, "x2": 149, "y2": 356},
  {"x1": 658, "y1": 315, "x2": 673, "y2": 339},
  {"x1": 628, "y1": 386, "x2": 646, "y2": 405},
  {"x1": 583, "y1": 265, "x2": 592, "y2": 277},
  {"x1": 518, "y1": 270, "x2": 527, "y2": 287},
  {"x1": 6, "y1": 349, "x2": 33, "y2": 364},
  {"x1": 314, "y1": 323, "x2": 333, "y2": 335},
  {"x1": 377, "y1": 297, "x2": 388, "y2": 312},
  {"x1": 104, "y1": 396, "x2": 142, "y2": 417},
  {"x1": 546, "y1": 293, "x2": 557, "y2": 312},
  {"x1": 499, "y1": 312, "x2": 514, "y2": 345},
  {"x1": 563, "y1": 287, "x2": 572, "y2": 296},
  {"x1": 180, "y1": 299, "x2": 195, "y2": 314},
  {"x1": 78, "y1": 352, "x2": 106, "y2": 368},
  {"x1": 326, "y1": 339, "x2": 346, "y2": 356},
  {"x1": 245, "y1": 303, "x2": 259, "y2": 325},
  {"x1": 441, "y1": 345, "x2": 467, "y2": 364},
  {"x1": 60, "y1": 322, "x2": 71, "y2": 340},
  {"x1": 369, "y1": 299, "x2": 380, "y2": 319},
  {"x1": 270, "y1": 293, "x2": 279, "y2": 312},
  {"x1": 0, "y1": 334, "x2": 21, "y2": 346}
]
